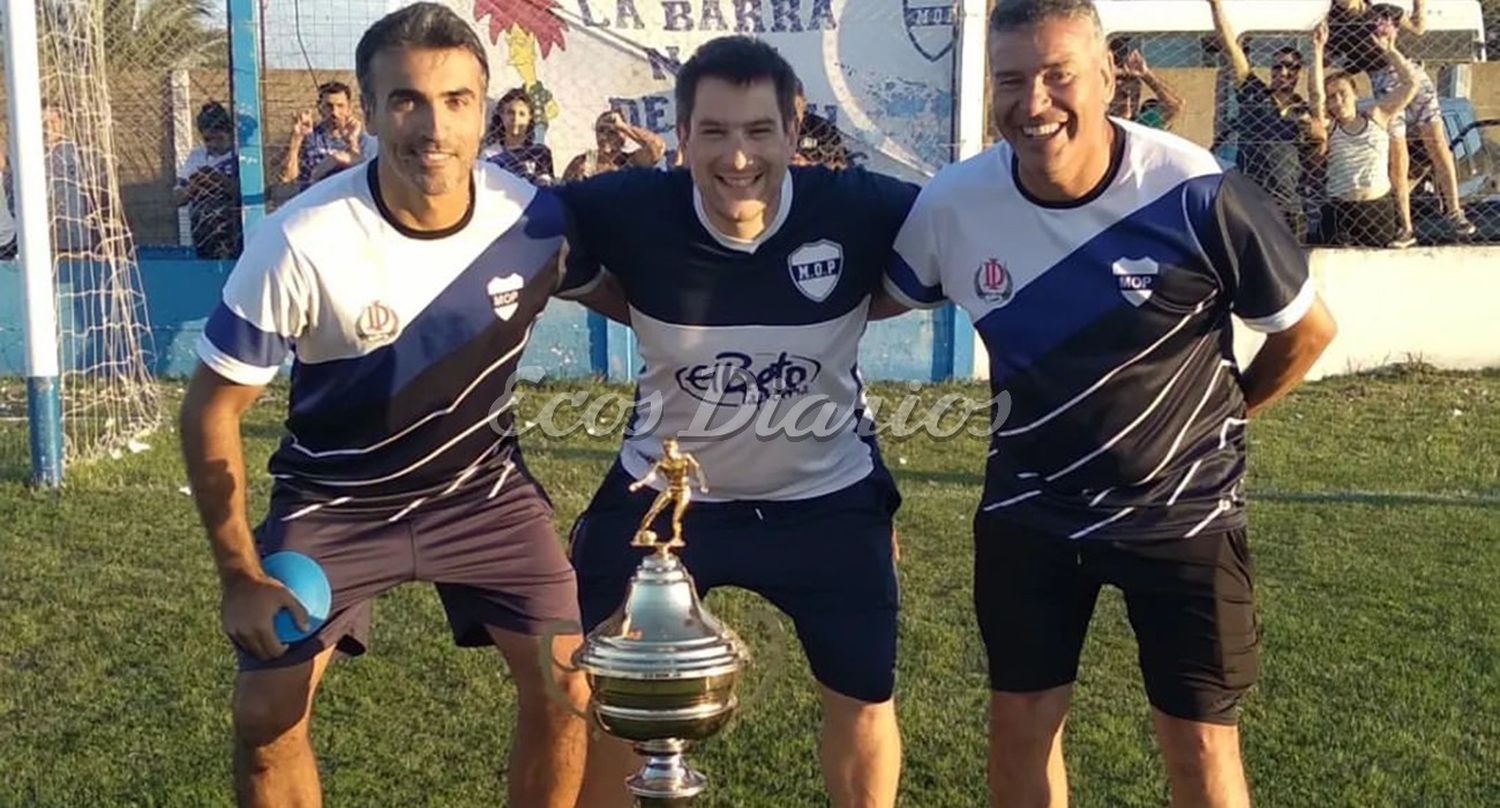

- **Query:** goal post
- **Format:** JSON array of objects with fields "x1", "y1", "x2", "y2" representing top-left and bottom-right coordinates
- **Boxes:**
[{"x1": 6, "y1": 0, "x2": 63, "y2": 486}]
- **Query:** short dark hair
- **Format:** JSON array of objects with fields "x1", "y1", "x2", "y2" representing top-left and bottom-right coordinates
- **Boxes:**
[
  {"x1": 317, "y1": 80, "x2": 353, "y2": 101},
  {"x1": 675, "y1": 36, "x2": 799, "y2": 129},
  {"x1": 1275, "y1": 46, "x2": 1303, "y2": 65},
  {"x1": 355, "y1": 2, "x2": 490, "y2": 108},
  {"x1": 1370, "y1": 3, "x2": 1405, "y2": 23},
  {"x1": 990, "y1": 0, "x2": 1103, "y2": 36},
  {"x1": 196, "y1": 101, "x2": 233, "y2": 134}
]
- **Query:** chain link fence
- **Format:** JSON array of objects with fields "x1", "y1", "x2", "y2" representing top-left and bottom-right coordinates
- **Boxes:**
[
  {"x1": 1101, "y1": 1, "x2": 1497, "y2": 249},
  {"x1": 7, "y1": 1, "x2": 1500, "y2": 264}
]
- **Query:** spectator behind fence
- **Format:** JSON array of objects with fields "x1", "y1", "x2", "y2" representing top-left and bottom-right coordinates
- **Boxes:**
[
  {"x1": 481, "y1": 87, "x2": 555, "y2": 185},
  {"x1": 1365, "y1": 3, "x2": 1475, "y2": 240},
  {"x1": 1209, "y1": 0, "x2": 1326, "y2": 241},
  {"x1": 278, "y1": 81, "x2": 376, "y2": 191},
  {"x1": 42, "y1": 99, "x2": 102, "y2": 255},
  {"x1": 561, "y1": 110, "x2": 666, "y2": 182},
  {"x1": 174, "y1": 101, "x2": 243, "y2": 259},
  {"x1": 1310, "y1": 21, "x2": 1418, "y2": 246},
  {"x1": 0, "y1": 145, "x2": 15, "y2": 259},
  {"x1": 793, "y1": 79, "x2": 850, "y2": 168},
  {"x1": 1108, "y1": 40, "x2": 1184, "y2": 130}
]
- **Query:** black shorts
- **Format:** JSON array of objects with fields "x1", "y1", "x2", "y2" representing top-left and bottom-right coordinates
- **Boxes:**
[
  {"x1": 1320, "y1": 196, "x2": 1399, "y2": 247},
  {"x1": 570, "y1": 462, "x2": 901, "y2": 703},
  {"x1": 974, "y1": 515, "x2": 1259, "y2": 724},
  {"x1": 238, "y1": 469, "x2": 579, "y2": 672}
]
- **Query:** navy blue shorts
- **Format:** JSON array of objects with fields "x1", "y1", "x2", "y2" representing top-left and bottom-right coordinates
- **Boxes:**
[
  {"x1": 570, "y1": 463, "x2": 901, "y2": 703},
  {"x1": 238, "y1": 467, "x2": 579, "y2": 672}
]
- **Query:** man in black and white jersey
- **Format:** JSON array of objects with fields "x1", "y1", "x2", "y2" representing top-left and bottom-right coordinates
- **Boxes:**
[
  {"x1": 883, "y1": 1, "x2": 1337, "y2": 805},
  {"x1": 178, "y1": 5, "x2": 595, "y2": 805}
]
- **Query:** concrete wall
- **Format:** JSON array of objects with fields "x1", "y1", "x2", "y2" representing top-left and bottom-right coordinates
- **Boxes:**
[{"x1": 1233, "y1": 246, "x2": 1500, "y2": 379}]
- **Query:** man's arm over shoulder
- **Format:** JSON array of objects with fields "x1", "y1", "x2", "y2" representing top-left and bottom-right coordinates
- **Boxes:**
[
  {"x1": 883, "y1": 175, "x2": 951, "y2": 313},
  {"x1": 551, "y1": 170, "x2": 665, "y2": 302},
  {"x1": 1195, "y1": 170, "x2": 1336, "y2": 415}
]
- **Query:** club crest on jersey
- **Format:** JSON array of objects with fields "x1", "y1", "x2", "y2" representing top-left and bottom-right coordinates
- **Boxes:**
[
  {"x1": 355, "y1": 301, "x2": 400, "y2": 344},
  {"x1": 787, "y1": 240, "x2": 844, "y2": 302},
  {"x1": 1112, "y1": 257, "x2": 1160, "y2": 306},
  {"x1": 973, "y1": 258, "x2": 1013, "y2": 305},
  {"x1": 487, "y1": 274, "x2": 524, "y2": 321}
]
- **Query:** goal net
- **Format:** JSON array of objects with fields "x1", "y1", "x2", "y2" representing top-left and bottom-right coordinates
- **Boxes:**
[{"x1": 33, "y1": 0, "x2": 161, "y2": 463}]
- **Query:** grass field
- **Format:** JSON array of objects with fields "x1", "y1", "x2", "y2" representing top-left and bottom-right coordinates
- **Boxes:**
[{"x1": 1, "y1": 366, "x2": 1497, "y2": 807}]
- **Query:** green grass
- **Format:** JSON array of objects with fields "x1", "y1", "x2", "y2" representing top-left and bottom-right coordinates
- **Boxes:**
[{"x1": 1, "y1": 366, "x2": 1497, "y2": 807}]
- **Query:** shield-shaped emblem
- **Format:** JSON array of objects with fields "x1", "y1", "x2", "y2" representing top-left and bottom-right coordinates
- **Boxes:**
[
  {"x1": 903, "y1": 0, "x2": 956, "y2": 63},
  {"x1": 1112, "y1": 257, "x2": 1161, "y2": 307},
  {"x1": 487, "y1": 274, "x2": 524, "y2": 321},
  {"x1": 787, "y1": 240, "x2": 844, "y2": 302}
]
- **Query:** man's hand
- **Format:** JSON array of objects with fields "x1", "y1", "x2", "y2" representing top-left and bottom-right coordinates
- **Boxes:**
[
  {"x1": 1124, "y1": 49, "x2": 1149, "y2": 78},
  {"x1": 1312, "y1": 20, "x2": 1328, "y2": 54},
  {"x1": 341, "y1": 118, "x2": 366, "y2": 154},
  {"x1": 221, "y1": 570, "x2": 310, "y2": 661},
  {"x1": 291, "y1": 111, "x2": 315, "y2": 139}
]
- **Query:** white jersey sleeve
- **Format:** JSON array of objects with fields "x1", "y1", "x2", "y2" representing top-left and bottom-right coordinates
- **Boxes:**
[
  {"x1": 885, "y1": 182, "x2": 949, "y2": 310},
  {"x1": 195, "y1": 220, "x2": 309, "y2": 385}
]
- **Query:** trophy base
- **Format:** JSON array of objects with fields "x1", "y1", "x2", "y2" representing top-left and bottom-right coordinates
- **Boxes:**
[{"x1": 626, "y1": 739, "x2": 706, "y2": 806}]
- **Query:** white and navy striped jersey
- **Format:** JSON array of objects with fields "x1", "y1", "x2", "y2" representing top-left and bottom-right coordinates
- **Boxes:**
[
  {"x1": 196, "y1": 160, "x2": 565, "y2": 515},
  {"x1": 889, "y1": 121, "x2": 1313, "y2": 540},
  {"x1": 557, "y1": 167, "x2": 917, "y2": 501}
]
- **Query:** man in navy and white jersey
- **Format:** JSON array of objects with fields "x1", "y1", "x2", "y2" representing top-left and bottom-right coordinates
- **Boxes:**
[
  {"x1": 554, "y1": 37, "x2": 917, "y2": 808},
  {"x1": 883, "y1": 2, "x2": 1336, "y2": 806},
  {"x1": 177, "y1": 6, "x2": 591, "y2": 806}
]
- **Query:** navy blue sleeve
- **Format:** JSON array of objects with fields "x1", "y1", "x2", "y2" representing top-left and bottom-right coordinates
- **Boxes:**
[
  {"x1": 839, "y1": 168, "x2": 920, "y2": 295},
  {"x1": 552, "y1": 172, "x2": 625, "y2": 297},
  {"x1": 854, "y1": 168, "x2": 920, "y2": 242},
  {"x1": 1195, "y1": 170, "x2": 1314, "y2": 333},
  {"x1": 553, "y1": 169, "x2": 675, "y2": 297}
]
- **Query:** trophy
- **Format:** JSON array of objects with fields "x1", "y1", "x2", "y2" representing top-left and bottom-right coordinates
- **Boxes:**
[{"x1": 575, "y1": 438, "x2": 746, "y2": 806}]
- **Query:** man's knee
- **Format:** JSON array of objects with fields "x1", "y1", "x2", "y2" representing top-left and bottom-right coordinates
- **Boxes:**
[
  {"x1": 820, "y1": 686, "x2": 896, "y2": 732},
  {"x1": 232, "y1": 674, "x2": 315, "y2": 749},
  {"x1": 1153, "y1": 711, "x2": 1241, "y2": 766},
  {"x1": 989, "y1": 687, "x2": 1070, "y2": 749}
]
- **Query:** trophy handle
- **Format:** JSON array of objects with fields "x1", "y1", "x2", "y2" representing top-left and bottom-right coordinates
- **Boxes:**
[
  {"x1": 538, "y1": 619, "x2": 595, "y2": 727},
  {"x1": 723, "y1": 602, "x2": 791, "y2": 728}
]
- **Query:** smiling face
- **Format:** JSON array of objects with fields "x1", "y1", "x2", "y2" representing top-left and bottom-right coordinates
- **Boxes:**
[
  {"x1": 365, "y1": 45, "x2": 485, "y2": 199},
  {"x1": 989, "y1": 15, "x2": 1114, "y2": 191},
  {"x1": 677, "y1": 76, "x2": 796, "y2": 240}
]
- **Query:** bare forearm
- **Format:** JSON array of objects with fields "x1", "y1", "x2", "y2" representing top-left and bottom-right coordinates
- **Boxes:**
[
  {"x1": 1382, "y1": 51, "x2": 1420, "y2": 115},
  {"x1": 1241, "y1": 305, "x2": 1337, "y2": 417},
  {"x1": 1209, "y1": 0, "x2": 1251, "y2": 81},
  {"x1": 623, "y1": 126, "x2": 666, "y2": 165},
  {"x1": 180, "y1": 390, "x2": 261, "y2": 584},
  {"x1": 279, "y1": 138, "x2": 303, "y2": 184},
  {"x1": 1142, "y1": 73, "x2": 1184, "y2": 119},
  {"x1": 1406, "y1": 0, "x2": 1426, "y2": 34}
]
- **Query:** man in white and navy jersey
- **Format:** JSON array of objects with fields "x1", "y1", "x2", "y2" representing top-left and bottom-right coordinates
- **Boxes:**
[
  {"x1": 177, "y1": 6, "x2": 590, "y2": 806},
  {"x1": 554, "y1": 37, "x2": 917, "y2": 808},
  {"x1": 884, "y1": 2, "x2": 1336, "y2": 806}
]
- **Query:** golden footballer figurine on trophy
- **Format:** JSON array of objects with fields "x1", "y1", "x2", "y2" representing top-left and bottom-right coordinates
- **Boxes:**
[{"x1": 628, "y1": 437, "x2": 709, "y2": 551}]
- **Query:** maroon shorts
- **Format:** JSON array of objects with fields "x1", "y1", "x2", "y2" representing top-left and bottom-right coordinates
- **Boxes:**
[{"x1": 238, "y1": 471, "x2": 579, "y2": 671}]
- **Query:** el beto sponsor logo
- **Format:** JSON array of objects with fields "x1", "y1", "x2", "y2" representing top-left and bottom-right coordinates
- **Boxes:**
[{"x1": 676, "y1": 350, "x2": 823, "y2": 407}]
